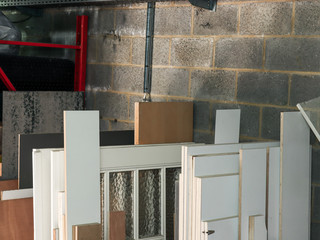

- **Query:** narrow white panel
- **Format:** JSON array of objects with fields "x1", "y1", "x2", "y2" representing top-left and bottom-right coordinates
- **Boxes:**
[
  {"x1": 64, "y1": 111, "x2": 100, "y2": 240},
  {"x1": 194, "y1": 154, "x2": 239, "y2": 177},
  {"x1": 201, "y1": 175, "x2": 239, "y2": 221},
  {"x1": 214, "y1": 109, "x2": 241, "y2": 144},
  {"x1": 268, "y1": 147, "x2": 280, "y2": 240},
  {"x1": 249, "y1": 215, "x2": 267, "y2": 240},
  {"x1": 280, "y1": 112, "x2": 311, "y2": 240},
  {"x1": 206, "y1": 217, "x2": 238, "y2": 240},
  {"x1": 240, "y1": 148, "x2": 267, "y2": 240},
  {"x1": 33, "y1": 149, "x2": 53, "y2": 240},
  {"x1": 58, "y1": 192, "x2": 65, "y2": 240},
  {"x1": 51, "y1": 150, "x2": 65, "y2": 240},
  {"x1": 1, "y1": 188, "x2": 33, "y2": 200}
]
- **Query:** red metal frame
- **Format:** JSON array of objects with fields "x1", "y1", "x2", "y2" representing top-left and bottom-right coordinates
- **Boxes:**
[
  {"x1": 0, "y1": 67, "x2": 16, "y2": 91},
  {"x1": 0, "y1": 15, "x2": 88, "y2": 92}
]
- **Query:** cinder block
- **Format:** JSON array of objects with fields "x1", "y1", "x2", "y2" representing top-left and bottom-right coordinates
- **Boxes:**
[
  {"x1": 97, "y1": 36, "x2": 131, "y2": 64},
  {"x1": 265, "y1": 38, "x2": 320, "y2": 72},
  {"x1": 86, "y1": 64, "x2": 112, "y2": 91},
  {"x1": 113, "y1": 66, "x2": 144, "y2": 93},
  {"x1": 295, "y1": 1, "x2": 320, "y2": 35},
  {"x1": 193, "y1": 130, "x2": 214, "y2": 144},
  {"x1": 95, "y1": 91, "x2": 128, "y2": 120},
  {"x1": 290, "y1": 75, "x2": 320, "y2": 106},
  {"x1": 52, "y1": 10, "x2": 77, "y2": 32},
  {"x1": 110, "y1": 121, "x2": 134, "y2": 131},
  {"x1": 85, "y1": 90, "x2": 95, "y2": 110},
  {"x1": 194, "y1": 5, "x2": 238, "y2": 35},
  {"x1": 116, "y1": 9, "x2": 147, "y2": 36},
  {"x1": 215, "y1": 38, "x2": 263, "y2": 69},
  {"x1": 96, "y1": 9, "x2": 114, "y2": 35},
  {"x1": 155, "y1": 7, "x2": 192, "y2": 35},
  {"x1": 171, "y1": 38, "x2": 213, "y2": 67},
  {"x1": 152, "y1": 68, "x2": 189, "y2": 96},
  {"x1": 87, "y1": 37, "x2": 98, "y2": 63},
  {"x1": 132, "y1": 38, "x2": 170, "y2": 65},
  {"x1": 240, "y1": 2, "x2": 292, "y2": 35},
  {"x1": 237, "y1": 72, "x2": 289, "y2": 105},
  {"x1": 190, "y1": 70, "x2": 236, "y2": 100},
  {"x1": 193, "y1": 101, "x2": 210, "y2": 131}
]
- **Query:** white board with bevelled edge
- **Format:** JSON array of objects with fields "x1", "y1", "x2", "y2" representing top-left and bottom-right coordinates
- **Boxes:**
[
  {"x1": 214, "y1": 109, "x2": 241, "y2": 144},
  {"x1": 206, "y1": 217, "x2": 238, "y2": 240},
  {"x1": 249, "y1": 215, "x2": 267, "y2": 240},
  {"x1": 239, "y1": 148, "x2": 267, "y2": 240},
  {"x1": 64, "y1": 111, "x2": 100, "y2": 240},
  {"x1": 51, "y1": 150, "x2": 65, "y2": 240},
  {"x1": 1, "y1": 188, "x2": 33, "y2": 200},
  {"x1": 280, "y1": 112, "x2": 311, "y2": 240}
]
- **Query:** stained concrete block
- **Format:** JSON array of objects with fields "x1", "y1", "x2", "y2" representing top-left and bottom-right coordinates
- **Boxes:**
[
  {"x1": 265, "y1": 38, "x2": 320, "y2": 72},
  {"x1": 193, "y1": 101, "x2": 210, "y2": 131},
  {"x1": 96, "y1": 9, "x2": 114, "y2": 35},
  {"x1": 295, "y1": 1, "x2": 320, "y2": 35},
  {"x1": 97, "y1": 36, "x2": 131, "y2": 64},
  {"x1": 290, "y1": 75, "x2": 320, "y2": 106},
  {"x1": 155, "y1": 7, "x2": 192, "y2": 35},
  {"x1": 190, "y1": 70, "x2": 236, "y2": 100},
  {"x1": 193, "y1": 130, "x2": 214, "y2": 144},
  {"x1": 86, "y1": 64, "x2": 112, "y2": 91},
  {"x1": 132, "y1": 38, "x2": 170, "y2": 65},
  {"x1": 87, "y1": 37, "x2": 98, "y2": 63},
  {"x1": 113, "y1": 66, "x2": 144, "y2": 93},
  {"x1": 95, "y1": 91, "x2": 128, "y2": 120},
  {"x1": 152, "y1": 68, "x2": 189, "y2": 96},
  {"x1": 110, "y1": 121, "x2": 134, "y2": 131},
  {"x1": 240, "y1": 2, "x2": 292, "y2": 35},
  {"x1": 215, "y1": 38, "x2": 263, "y2": 69},
  {"x1": 237, "y1": 72, "x2": 289, "y2": 105},
  {"x1": 194, "y1": 5, "x2": 238, "y2": 35},
  {"x1": 2, "y1": 92, "x2": 84, "y2": 179},
  {"x1": 115, "y1": 9, "x2": 147, "y2": 36},
  {"x1": 171, "y1": 38, "x2": 213, "y2": 67},
  {"x1": 85, "y1": 90, "x2": 95, "y2": 110}
]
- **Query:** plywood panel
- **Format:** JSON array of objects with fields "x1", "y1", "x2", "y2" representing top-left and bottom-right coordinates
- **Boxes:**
[
  {"x1": 280, "y1": 112, "x2": 311, "y2": 240},
  {"x1": 0, "y1": 197, "x2": 33, "y2": 240},
  {"x1": 72, "y1": 223, "x2": 102, "y2": 240},
  {"x1": 1, "y1": 188, "x2": 33, "y2": 200},
  {"x1": 0, "y1": 179, "x2": 18, "y2": 192},
  {"x1": 109, "y1": 211, "x2": 125, "y2": 240},
  {"x1": 206, "y1": 217, "x2": 238, "y2": 240},
  {"x1": 239, "y1": 148, "x2": 267, "y2": 240},
  {"x1": 214, "y1": 109, "x2": 240, "y2": 144},
  {"x1": 134, "y1": 102, "x2": 193, "y2": 145},
  {"x1": 64, "y1": 111, "x2": 100, "y2": 240}
]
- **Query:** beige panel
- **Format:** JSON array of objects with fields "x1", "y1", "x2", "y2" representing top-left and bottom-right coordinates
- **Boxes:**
[{"x1": 72, "y1": 223, "x2": 102, "y2": 240}]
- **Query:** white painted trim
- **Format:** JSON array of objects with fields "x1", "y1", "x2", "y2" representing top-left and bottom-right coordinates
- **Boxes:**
[{"x1": 1, "y1": 188, "x2": 33, "y2": 200}]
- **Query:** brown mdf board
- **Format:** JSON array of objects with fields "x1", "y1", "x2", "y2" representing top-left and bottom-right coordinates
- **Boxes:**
[
  {"x1": 0, "y1": 162, "x2": 2, "y2": 177},
  {"x1": 135, "y1": 102, "x2": 193, "y2": 144},
  {"x1": 19, "y1": 130, "x2": 134, "y2": 189},
  {"x1": 0, "y1": 197, "x2": 33, "y2": 240},
  {"x1": 72, "y1": 223, "x2": 102, "y2": 240},
  {"x1": 0, "y1": 179, "x2": 18, "y2": 192},
  {"x1": 109, "y1": 211, "x2": 126, "y2": 240}
]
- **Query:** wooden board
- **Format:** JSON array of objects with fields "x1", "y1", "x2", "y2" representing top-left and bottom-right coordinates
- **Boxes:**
[
  {"x1": 249, "y1": 215, "x2": 267, "y2": 240},
  {"x1": 19, "y1": 130, "x2": 134, "y2": 189},
  {"x1": 239, "y1": 148, "x2": 267, "y2": 240},
  {"x1": 1, "y1": 188, "x2": 33, "y2": 200},
  {"x1": 0, "y1": 197, "x2": 33, "y2": 240},
  {"x1": 109, "y1": 211, "x2": 125, "y2": 240},
  {"x1": 214, "y1": 109, "x2": 240, "y2": 144},
  {"x1": 72, "y1": 223, "x2": 102, "y2": 240},
  {"x1": 58, "y1": 192, "x2": 66, "y2": 240},
  {"x1": 280, "y1": 112, "x2": 311, "y2": 240},
  {"x1": 64, "y1": 111, "x2": 100, "y2": 240},
  {"x1": 206, "y1": 217, "x2": 238, "y2": 240},
  {"x1": 134, "y1": 102, "x2": 193, "y2": 144},
  {"x1": 0, "y1": 179, "x2": 18, "y2": 192}
]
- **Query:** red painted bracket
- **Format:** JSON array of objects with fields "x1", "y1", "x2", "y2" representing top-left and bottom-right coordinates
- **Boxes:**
[
  {"x1": 0, "y1": 15, "x2": 88, "y2": 92},
  {"x1": 0, "y1": 67, "x2": 16, "y2": 91}
]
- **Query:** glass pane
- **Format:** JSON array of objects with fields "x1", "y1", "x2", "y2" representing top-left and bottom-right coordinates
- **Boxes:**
[
  {"x1": 109, "y1": 171, "x2": 134, "y2": 240},
  {"x1": 139, "y1": 169, "x2": 161, "y2": 238},
  {"x1": 166, "y1": 167, "x2": 181, "y2": 240}
]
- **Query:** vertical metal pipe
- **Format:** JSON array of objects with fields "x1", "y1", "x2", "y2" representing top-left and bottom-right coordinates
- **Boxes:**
[{"x1": 143, "y1": 2, "x2": 156, "y2": 102}]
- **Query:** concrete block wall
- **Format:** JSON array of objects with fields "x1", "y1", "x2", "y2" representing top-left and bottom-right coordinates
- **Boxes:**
[{"x1": 4, "y1": 0, "x2": 320, "y2": 238}]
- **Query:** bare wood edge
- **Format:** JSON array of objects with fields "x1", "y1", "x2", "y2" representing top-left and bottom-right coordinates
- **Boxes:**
[
  {"x1": 238, "y1": 149, "x2": 243, "y2": 240},
  {"x1": 265, "y1": 147, "x2": 270, "y2": 230},
  {"x1": 134, "y1": 102, "x2": 140, "y2": 145},
  {"x1": 279, "y1": 113, "x2": 284, "y2": 240},
  {"x1": 72, "y1": 225, "x2": 78, "y2": 240},
  {"x1": 0, "y1": 191, "x2": 2, "y2": 200},
  {"x1": 63, "y1": 111, "x2": 68, "y2": 240},
  {"x1": 53, "y1": 228, "x2": 58, "y2": 240},
  {"x1": 63, "y1": 214, "x2": 66, "y2": 240},
  {"x1": 249, "y1": 216, "x2": 254, "y2": 240},
  {"x1": 18, "y1": 134, "x2": 21, "y2": 189}
]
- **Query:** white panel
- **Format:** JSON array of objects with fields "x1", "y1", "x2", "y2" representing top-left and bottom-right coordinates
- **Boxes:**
[
  {"x1": 239, "y1": 148, "x2": 267, "y2": 240},
  {"x1": 249, "y1": 215, "x2": 267, "y2": 240},
  {"x1": 51, "y1": 150, "x2": 65, "y2": 240},
  {"x1": 1, "y1": 188, "x2": 33, "y2": 200},
  {"x1": 214, "y1": 109, "x2": 241, "y2": 144},
  {"x1": 194, "y1": 154, "x2": 239, "y2": 177},
  {"x1": 201, "y1": 175, "x2": 239, "y2": 221},
  {"x1": 64, "y1": 111, "x2": 100, "y2": 240},
  {"x1": 280, "y1": 112, "x2": 311, "y2": 240},
  {"x1": 33, "y1": 149, "x2": 53, "y2": 240},
  {"x1": 268, "y1": 147, "x2": 280, "y2": 240},
  {"x1": 58, "y1": 192, "x2": 65, "y2": 240},
  {"x1": 206, "y1": 217, "x2": 238, "y2": 240}
]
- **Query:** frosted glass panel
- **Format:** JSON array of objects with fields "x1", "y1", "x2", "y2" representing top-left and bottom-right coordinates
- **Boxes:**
[
  {"x1": 166, "y1": 167, "x2": 181, "y2": 240},
  {"x1": 109, "y1": 171, "x2": 134, "y2": 240},
  {"x1": 139, "y1": 169, "x2": 161, "y2": 238}
]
